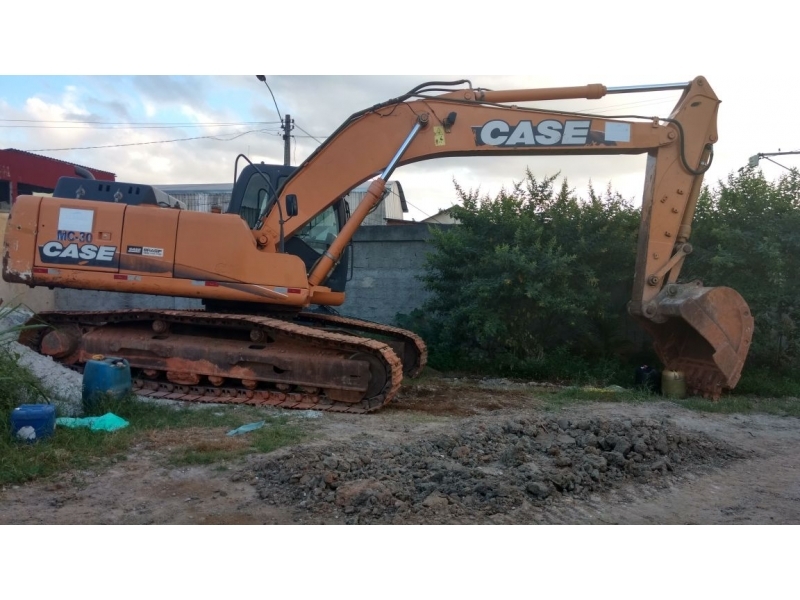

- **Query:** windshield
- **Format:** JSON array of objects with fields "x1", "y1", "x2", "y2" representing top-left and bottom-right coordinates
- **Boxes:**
[{"x1": 295, "y1": 205, "x2": 338, "y2": 254}]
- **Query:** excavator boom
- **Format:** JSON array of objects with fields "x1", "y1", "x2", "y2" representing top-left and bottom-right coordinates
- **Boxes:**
[{"x1": 2, "y1": 75, "x2": 753, "y2": 406}]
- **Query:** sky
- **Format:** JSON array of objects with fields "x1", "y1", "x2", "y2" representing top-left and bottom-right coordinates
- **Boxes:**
[{"x1": 3, "y1": 2, "x2": 798, "y2": 223}]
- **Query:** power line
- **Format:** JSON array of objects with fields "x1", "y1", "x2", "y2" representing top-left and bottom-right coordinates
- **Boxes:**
[
  {"x1": 294, "y1": 123, "x2": 326, "y2": 144},
  {"x1": 575, "y1": 97, "x2": 675, "y2": 115},
  {"x1": 24, "y1": 128, "x2": 280, "y2": 152},
  {"x1": 404, "y1": 199, "x2": 434, "y2": 220},
  {"x1": 0, "y1": 123, "x2": 283, "y2": 130},
  {"x1": 0, "y1": 118, "x2": 281, "y2": 126}
]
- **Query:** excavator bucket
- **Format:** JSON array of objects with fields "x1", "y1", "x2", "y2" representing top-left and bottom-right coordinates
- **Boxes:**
[{"x1": 636, "y1": 282, "x2": 754, "y2": 399}]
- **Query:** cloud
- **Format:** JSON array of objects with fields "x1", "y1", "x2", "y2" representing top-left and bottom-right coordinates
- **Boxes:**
[{"x1": 131, "y1": 76, "x2": 210, "y2": 106}]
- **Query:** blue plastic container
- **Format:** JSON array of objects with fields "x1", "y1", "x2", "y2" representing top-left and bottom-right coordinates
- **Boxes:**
[
  {"x1": 82, "y1": 356, "x2": 132, "y2": 414},
  {"x1": 11, "y1": 404, "x2": 56, "y2": 442}
]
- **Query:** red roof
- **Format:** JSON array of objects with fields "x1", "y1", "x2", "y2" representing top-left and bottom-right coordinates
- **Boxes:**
[{"x1": 1, "y1": 148, "x2": 115, "y2": 178}]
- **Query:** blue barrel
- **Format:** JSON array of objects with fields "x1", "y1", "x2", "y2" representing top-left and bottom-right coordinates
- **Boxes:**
[
  {"x1": 82, "y1": 356, "x2": 132, "y2": 414},
  {"x1": 11, "y1": 404, "x2": 56, "y2": 442}
]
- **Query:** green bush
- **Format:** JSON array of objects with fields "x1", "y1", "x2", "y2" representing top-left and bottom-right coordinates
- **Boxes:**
[
  {"x1": 398, "y1": 170, "x2": 642, "y2": 384},
  {"x1": 397, "y1": 166, "x2": 800, "y2": 390}
]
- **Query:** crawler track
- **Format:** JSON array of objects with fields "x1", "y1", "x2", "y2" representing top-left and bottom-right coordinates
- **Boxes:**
[{"x1": 20, "y1": 309, "x2": 427, "y2": 414}]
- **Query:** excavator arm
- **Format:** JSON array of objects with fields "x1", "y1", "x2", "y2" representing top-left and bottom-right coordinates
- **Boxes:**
[{"x1": 255, "y1": 75, "x2": 751, "y2": 396}]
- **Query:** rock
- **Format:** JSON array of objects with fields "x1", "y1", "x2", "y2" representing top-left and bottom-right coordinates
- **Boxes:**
[
  {"x1": 526, "y1": 482, "x2": 550, "y2": 498},
  {"x1": 602, "y1": 451, "x2": 627, "y2": 468},
  {"x1": 547, "y1": 445, "x2": 561, "y2": 456},
  {"x1": 557, "y1": 418, "x2": 570, "y2": 431},
  {"x1": 324, "y1": 472, "x2": 338, "y2": 486},
  {"x1": 633, "y1": 440, "x2": 649, "y2": 454},
  {"x1": 501, "y1": 445, "x2": 528, "y2": 467},
  {"x1": 477, "y1": 466, "x2": 504, "y2": 477},
  {"x1": 555, "y1": 455, "x2": 573, "y2": 468},
  {"x1": 517, "y1": 461, "x2": 542, "y2": 478},
  {"x1": 335, "y1": 479, "x2": 392, "y2": 507},
  {"x1": 614, "y1": 438, "x2": 632, "y2": 456},
  {"x1": 323, "y1": 457, "x2": 339, "y2": 470},
  {"x1": 583, "y1": 454, "x2": 608, "y2": 472},
  {"x1": 422, "y1": 492, "x2": 450, "y2": 509},
  {"x1": 556, "y1": 434, "x2": 576, "y2": 447},
  {"x1": 451, "y1": 446, "x2": 471, "y2": 459},
  {"x1": 654, "y1": 435, "x2": 669, "y2": 455},
  {"x1": 602, "y1": 435, "x2": 618, "y2": 451},
  {"x1": 650, "y1": 458, "x2": 672, "y2": 472}
]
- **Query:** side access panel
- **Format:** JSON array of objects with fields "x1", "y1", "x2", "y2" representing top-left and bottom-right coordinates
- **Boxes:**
[
  {"x1": 34, "y1": 198, "x2": 125, "y2": 273},
  {"x1": 119, "y1": 206, "x2": 179, "y2": 277},
  {"x1": 174, "y1": 210, "x2": 309, "y2": 288}
]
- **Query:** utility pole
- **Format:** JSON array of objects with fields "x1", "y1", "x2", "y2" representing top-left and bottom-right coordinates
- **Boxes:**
[{"x1": 283, "y1": 113, "x2": 294, "y2": 166}]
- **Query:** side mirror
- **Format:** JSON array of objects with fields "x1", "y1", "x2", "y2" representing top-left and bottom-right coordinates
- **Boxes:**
[{"x1": 285, "y1": 194, "x2": 298, "y2": 217}]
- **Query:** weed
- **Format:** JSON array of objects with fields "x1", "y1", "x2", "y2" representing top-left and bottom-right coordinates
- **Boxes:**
[
  {"x1": 167, "y1": 417, "x2": 305, "y2": 467},
  {"x1": 0, "y1": 390, "x2": 307, "y2": 485}
]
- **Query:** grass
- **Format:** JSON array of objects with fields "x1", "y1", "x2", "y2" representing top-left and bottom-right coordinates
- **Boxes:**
[
  {"x1": 534, "y1": 381, "x2": 800, "y2": 417},
  {"x1": 167, "y1": 416, "x2": 305, "y2": 467},
  {"x1": 1, "y1": 380, "x2": 308, "y2": 486}
]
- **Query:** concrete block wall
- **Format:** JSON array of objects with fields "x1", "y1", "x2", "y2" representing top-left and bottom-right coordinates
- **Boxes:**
[
  {"x1": 337, "y1": 224, "x2": 449, "y2": 324},
  {"x1": 54, "y1": 289, "x2": 202, "y2": 311}
]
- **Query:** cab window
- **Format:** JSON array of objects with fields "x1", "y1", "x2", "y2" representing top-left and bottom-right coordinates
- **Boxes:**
[{"x1": 295, "y1": 205, "x2": 338, "y2": 254}]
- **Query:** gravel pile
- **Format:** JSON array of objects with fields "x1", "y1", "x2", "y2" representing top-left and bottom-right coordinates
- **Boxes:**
[{"x1": 252, "y1": 414, "x2": 746, "y2": 524}]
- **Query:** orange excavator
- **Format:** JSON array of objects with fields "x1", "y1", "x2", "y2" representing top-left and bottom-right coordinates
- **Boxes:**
[{"x1": 3, "y1": 76, "x2": 753, "y2": 412}]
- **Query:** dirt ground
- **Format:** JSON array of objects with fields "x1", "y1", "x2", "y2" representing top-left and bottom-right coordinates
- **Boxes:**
[{"x1": 2, "y1": 379, "x2": 799, "y2": 525}]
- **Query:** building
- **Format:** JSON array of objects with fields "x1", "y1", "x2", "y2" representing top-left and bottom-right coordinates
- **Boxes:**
[
  {"x1": 154, "y1": 179, "x2": 409, "y2": 224},
  {"x1": 0, "y1": 149, "x2": 115, "y2": 211},
  {"x1": 153, "y1": 183, "x2": 233, "y2": 213},
  {"x1": 343, "y1": 180, "x2": 408, "y2": 225},
  {"x1": 421, "y1": 206, "x2": 460, "y2": 224}
]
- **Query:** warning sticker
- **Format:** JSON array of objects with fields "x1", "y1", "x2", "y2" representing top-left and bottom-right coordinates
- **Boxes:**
[{"x1": 142, "y1": 247, "x2": 164, "y2": 258}]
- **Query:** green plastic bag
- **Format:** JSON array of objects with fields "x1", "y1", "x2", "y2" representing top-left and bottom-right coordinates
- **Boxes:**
[{"x1": 56, "y1": 412, "x2": 130, "y2": 432}]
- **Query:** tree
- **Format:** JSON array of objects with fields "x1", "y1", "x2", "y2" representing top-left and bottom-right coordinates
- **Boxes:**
[{"x1": 406, "y1": 170, "x2": 640, "y2": 375}]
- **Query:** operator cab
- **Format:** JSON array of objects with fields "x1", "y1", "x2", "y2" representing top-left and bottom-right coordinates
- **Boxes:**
[{"x1": 227, "y1": 162, "x2": 352, "y2": 292}]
